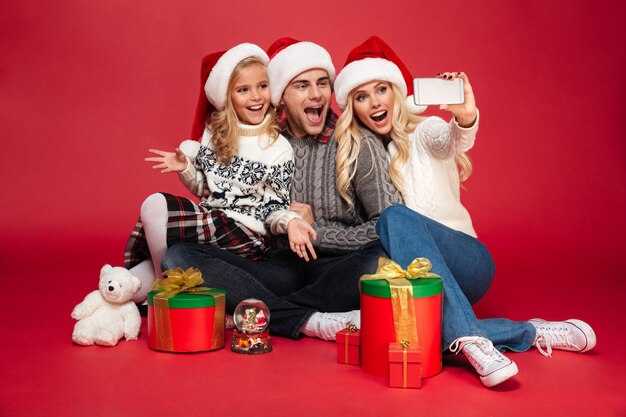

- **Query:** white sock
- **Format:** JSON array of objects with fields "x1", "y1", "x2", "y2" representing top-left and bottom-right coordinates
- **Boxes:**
[
  {"x1": 301, "y1": 310, "x2": 360, "y2": 341},
  {"x1": 129, "y1": 259, "x2": 155, "y2": 303},
  {"x1": 140, "y1": 193, "x2": 169, "y2": 280}
]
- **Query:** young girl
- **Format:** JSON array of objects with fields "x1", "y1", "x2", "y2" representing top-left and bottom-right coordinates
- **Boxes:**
[
  {"x1": 124, "y1": 43, "x2": 316, "y2": 302},
  {"x1": 333, "y1": 36, "x2": 596, "y2": 388}
]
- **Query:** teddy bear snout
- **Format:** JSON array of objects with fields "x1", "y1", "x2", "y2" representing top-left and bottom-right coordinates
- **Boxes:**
[{"x1": 104, "y1": 281, "x2": 122, "y2": 300}]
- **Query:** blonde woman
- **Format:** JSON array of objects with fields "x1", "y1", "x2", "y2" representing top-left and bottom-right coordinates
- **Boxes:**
[{"x1": 333, "y1": 36, "x2": 596, "y2": 388}]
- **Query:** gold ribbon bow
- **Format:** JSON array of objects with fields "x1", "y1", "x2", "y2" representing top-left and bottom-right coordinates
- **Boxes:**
[
  {"x1": 151, "y1": 267, "x2": 211, "y2": 298},
  {"x1": 360, "y1": 257, "x2": 439, "y2": 346},
  {"x1": 151, "y1": 267, "x2": 225, "y2": 351}
]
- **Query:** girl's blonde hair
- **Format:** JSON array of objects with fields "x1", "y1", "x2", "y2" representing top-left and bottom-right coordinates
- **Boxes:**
[
  {"x1": 208, "y1": 57, "x2": 281, "y2": 164},
  {"x1": 335, "y1": 82, "x2": 472, "y2": 207}
]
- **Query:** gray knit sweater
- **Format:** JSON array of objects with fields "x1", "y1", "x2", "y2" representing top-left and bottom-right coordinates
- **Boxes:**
[{"x1": 278, "y1": 126, "x2": 402, "y2": 254}]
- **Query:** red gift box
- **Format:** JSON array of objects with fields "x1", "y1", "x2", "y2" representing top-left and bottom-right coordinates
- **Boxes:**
[
  {"x1": 147, "y1": 289, "x2": 226, "y2": 352},
  {"x1": 360, "y1": 258, "x2": 443, "y2": 379},
  {"x1": 336, "y1": 325, "x2": 360, "y2": 365},
  {"x1": 389, "y1": 342, "x2": 422, "y2": 388},
  {"x1": 147, "y1": 268, "x2": 226, "y2": 353}
]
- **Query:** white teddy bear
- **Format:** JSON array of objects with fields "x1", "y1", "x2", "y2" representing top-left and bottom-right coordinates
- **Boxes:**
[{"x1": 71, "y1": 264, "x2": 142, "y2": 346}]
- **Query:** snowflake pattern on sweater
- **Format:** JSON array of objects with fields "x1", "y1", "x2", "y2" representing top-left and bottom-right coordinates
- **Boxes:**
[
  {"x1": 178, "y1": 117, "x2": 299, "y2": 236},
  {"x1": 194, "y1": 145, "x2": 294, "y2": 233}
]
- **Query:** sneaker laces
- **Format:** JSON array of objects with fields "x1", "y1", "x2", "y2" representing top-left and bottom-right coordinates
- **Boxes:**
[
  {"x1": 317, "y1": 311, "x2": 359, "y2": 335},
  {"x1": 449, "y1": 336, "x2": 507, "y2": 370},
  {"x1": 534, "y1": 327, "x2": 581, "y2": 357},
  {"x1": 449, "y1": 336, "x2": 494, "y2": 354},
  {"x1": 302, "y1": 311, "x2": 360, "y2": 341}
]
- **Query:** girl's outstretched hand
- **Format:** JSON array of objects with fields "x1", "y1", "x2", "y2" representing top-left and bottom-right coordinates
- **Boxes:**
[
  {"x1": 437, "y1": 71, "x2": 477, "y2": 128},
  {"x1": 288, "y1": 218, "x2": 317, "y2": 262},
  {"x1": 145, "y1": 148, "x2": 187, "y2": 173}
]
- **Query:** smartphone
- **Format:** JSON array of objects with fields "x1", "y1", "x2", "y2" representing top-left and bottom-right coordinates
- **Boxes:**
[{"x1": 413, "y1": 77, "x2": 465, "y2": 105}]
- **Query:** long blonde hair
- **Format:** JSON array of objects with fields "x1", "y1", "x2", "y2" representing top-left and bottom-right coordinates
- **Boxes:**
[
  {"x1": 336, "y1": 83, "x2": 420, "y2": 208},
  {"x1": 208, "y1": 57, "x2": 280, "y2": 164},
  {"x1": 336, "y1": 83, "x2": 473, "y2": 206}
]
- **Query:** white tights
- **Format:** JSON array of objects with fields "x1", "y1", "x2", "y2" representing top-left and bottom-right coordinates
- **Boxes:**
[{"x1": 129, "y1": 193, "x2": 169, "y2": 303}]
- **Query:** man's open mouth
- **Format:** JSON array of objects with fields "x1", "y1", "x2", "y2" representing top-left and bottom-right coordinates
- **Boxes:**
[{"x1": 304, "y1": 105, "x2": 324, "y2": 124}]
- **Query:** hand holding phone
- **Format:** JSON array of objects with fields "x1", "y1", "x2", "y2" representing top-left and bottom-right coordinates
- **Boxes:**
[{"x1": 413, "y1": 77, "x2": 465, "y2": 106}]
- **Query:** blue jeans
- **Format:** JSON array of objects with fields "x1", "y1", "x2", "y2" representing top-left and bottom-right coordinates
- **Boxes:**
[
  {"x1": 376, "y1": 205, "x2": 536, "y2": 352},
  {"x1": 162, "y1": 240, "x2": 387, "y2": 339}
]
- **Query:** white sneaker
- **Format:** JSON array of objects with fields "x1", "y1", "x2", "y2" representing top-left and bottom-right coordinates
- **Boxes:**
[
  {"x1": 529, "y1": 318, "x2": 596, "y2": 357},
  {"x1": 301, "y1": 310, "x2": 360, "y2": 341},
  {"x1": 449, "y1": 336, "x2": 519, "y2": 387}
]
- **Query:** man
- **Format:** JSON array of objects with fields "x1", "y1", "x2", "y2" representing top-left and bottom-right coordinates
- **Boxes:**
[{"x1": 163, "y1": 38, "x2": 401, "y2": 340}]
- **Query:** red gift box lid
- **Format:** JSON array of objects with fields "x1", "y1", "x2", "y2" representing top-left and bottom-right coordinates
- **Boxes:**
[
  {"x1": 388, "y1": 342, "x2": 422, "y2": 362},
  {"x1": 336, "y1": 327, "x2": 360, "y2": 346}
]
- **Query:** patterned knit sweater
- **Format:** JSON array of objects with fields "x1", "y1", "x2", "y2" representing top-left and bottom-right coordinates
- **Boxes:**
[
  {"x1": 388, "y1": 112, "x2": 479, "y2": 237},
  {"x1": 178, "y1": 115, "x2": 300, "y2": 236},
  {"x1": 278, "y1": 112, "x2": 402, "y2": 253}
]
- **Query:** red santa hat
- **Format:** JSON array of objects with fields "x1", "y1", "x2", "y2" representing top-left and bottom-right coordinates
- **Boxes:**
[
  {"x1": 334, "y1": 35, "x2": 426, "y2": 114},
  {"x1": 266, "y1": 37, "x2": 336, "y2": 106},
  {"x1": 190, "y1": 43, "x2": 269, "y2": 140}
]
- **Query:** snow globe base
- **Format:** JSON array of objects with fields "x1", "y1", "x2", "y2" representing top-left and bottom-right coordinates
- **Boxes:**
[{"x1": 231, "y1": 330, "x2": 272, "y2": 354}]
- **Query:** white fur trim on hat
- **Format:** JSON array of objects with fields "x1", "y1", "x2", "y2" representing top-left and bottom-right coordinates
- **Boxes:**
[
  {"x1": 405, "y1": 96, "x2": 428, "y2": 114},
  {"x1": 204, "y1": 43, "x2": 269, "y2": 111},
  {"x1": 334, "y1": 58, "x2": 407, "y2": 110},
  {"x1": 268, "y1": 42, "x2": 336, "y2": 106}
]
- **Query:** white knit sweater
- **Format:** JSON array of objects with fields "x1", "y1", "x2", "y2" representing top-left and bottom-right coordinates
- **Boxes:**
[
  {"x1": 178, "y1": 116, "x2": 300, "y2": 236},
  {"x1": 389, "y1": 111, "x2": 479, "y2": 237}
]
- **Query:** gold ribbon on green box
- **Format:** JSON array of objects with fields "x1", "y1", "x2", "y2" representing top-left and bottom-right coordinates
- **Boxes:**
[
  {"x1": 151, "y1": 267, "x2": 225, "y2": 351},
  {"x1": 360, "y1": 257, "x2": 439, "y2": 345}
]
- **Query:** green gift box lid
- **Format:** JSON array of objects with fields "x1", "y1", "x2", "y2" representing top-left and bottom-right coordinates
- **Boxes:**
[
  {"x1": 361, "y1": 277, "x2": 442, "y2": 299},
  {"x1": 147, "y1": 288, "x2": 226, "y2": 308}
]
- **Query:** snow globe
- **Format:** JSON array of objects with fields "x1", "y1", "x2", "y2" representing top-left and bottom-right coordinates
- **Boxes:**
[{"x1": 231, "y1": 298, "x2": 272, "y2": 354}]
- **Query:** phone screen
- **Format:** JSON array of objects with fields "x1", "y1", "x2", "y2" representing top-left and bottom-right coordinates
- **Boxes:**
[{"x1": 413, "y1": 78, "x2": 464, "y2": 105}]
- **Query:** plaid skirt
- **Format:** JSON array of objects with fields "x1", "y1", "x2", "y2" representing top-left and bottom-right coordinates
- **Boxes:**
[{"x1": 123, "y1": 193, "x2": 269, "y2": 269}]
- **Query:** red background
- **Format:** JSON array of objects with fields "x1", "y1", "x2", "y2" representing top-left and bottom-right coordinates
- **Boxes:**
[
  {"x1": 3, "y1": 0, "x2": 625, "y2": 335},
  {"x1": 3, "y1": 1, "x2": 625, "y2": 275},
  {"x1": 1, "y1": 1, "x2": 625, "y2": 415}
]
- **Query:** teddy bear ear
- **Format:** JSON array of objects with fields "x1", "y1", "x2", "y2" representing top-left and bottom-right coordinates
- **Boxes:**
[
  {"x1": 100, "y1": 264, "x2": 113, "y2": 277},
  {"x1": 131, "y1": 275, "x2": 142, "y2": 294}
]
